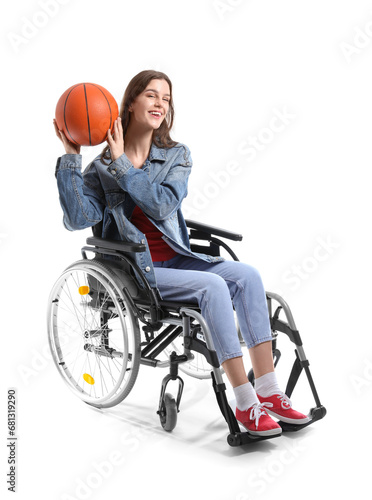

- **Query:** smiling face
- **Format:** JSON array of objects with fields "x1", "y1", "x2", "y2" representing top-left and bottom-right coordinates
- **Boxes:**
[{"x1": 129, "y1": 78, "x2": 171, "y2": 131}]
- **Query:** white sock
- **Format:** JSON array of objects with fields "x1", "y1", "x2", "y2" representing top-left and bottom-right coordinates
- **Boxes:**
[
  {"x1": 233, "y1": 382, "x2": 259, "y2": 411},
  {"x1": 255, "y1": 371, "x2": 282, "y2": 397}
]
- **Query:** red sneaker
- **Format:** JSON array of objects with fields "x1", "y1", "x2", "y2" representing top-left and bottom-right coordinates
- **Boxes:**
[
  {"x1": 257, "y1": 392, "x2": 310, "y2": 424},
  {"x1": 236, "y1": 403, "x2": 282, "y2": 436}
]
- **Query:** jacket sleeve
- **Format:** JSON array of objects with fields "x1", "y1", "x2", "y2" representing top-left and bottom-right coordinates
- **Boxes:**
[
  {"x1": 55, "y1": 154, "x2": 105, "y2": 231},
  {"x1": 106, "y1": 144, "x2": 192, "y2": 221}
]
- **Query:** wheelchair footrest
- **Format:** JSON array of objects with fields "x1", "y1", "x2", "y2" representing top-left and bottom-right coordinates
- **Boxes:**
[
  {"x1": 228, "y1": 431, "x2": 281, "y2": 447},
  {"x1": 279, "y1": 405, "x2": 327, "y2": 432}
]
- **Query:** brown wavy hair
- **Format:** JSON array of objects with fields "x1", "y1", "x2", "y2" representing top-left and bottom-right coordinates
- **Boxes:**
[{"x1": 100, "y1": 70, "x2": 177, "y2": 164}]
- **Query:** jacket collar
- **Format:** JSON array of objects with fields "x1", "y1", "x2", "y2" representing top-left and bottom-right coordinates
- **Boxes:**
[{"x1": 149, "y1": 143, "x2": 167, "y2": 162}]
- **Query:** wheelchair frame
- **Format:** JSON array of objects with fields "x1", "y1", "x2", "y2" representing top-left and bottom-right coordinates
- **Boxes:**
[{"x1": 48, "y1": 219, "x2": 326, "y2": 447}]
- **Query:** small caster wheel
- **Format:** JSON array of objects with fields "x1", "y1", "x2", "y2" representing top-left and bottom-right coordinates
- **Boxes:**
[{"x1": 159, "y1": 393, "x2": 178, "y2": 432}]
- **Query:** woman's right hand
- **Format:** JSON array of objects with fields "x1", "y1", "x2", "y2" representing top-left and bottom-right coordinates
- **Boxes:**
[
  {"x1": 107, "y1": 117, "x2": 124, "y2": 161},
  {"x1": 53, "y1": 119, "x2": 81, "y2": 155}
]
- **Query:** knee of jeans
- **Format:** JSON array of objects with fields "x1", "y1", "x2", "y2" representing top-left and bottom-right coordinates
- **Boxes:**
[
  {"x1": 201, "y1": 273, "x2": 229, "y2": 296},
  {"x1": 239, "y1": 263, "x2": 264, "y2": 287}
]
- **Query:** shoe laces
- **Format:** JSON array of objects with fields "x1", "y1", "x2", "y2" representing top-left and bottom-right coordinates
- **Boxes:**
[
  {"x1": 277, "y1": 392, "x2": 292, "y2": 410},
  {"x1": 249, "y1": 402, "x2": 273, "y2": 429}
]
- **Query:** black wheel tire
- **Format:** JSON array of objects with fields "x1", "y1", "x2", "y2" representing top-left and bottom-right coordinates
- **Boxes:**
[{"x1": 159, "y1": 393, "x2": 178, "y2": 432}]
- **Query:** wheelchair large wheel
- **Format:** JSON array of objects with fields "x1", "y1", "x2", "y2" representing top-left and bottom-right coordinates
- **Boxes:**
[{"x1": 47, "y1": 259, "x2": 141, "y2": 408}]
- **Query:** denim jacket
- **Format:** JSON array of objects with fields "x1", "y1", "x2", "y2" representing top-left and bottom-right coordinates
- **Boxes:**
[{"x1": 55, "y1": 142, "x2": 225, "y2": 291}]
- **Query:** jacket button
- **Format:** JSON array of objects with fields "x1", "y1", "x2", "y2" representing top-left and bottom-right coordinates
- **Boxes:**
[
  {"x1": 141, "y1": 239, "x2": 145, "y2": 244},
  {"x1": 145, "y1": 266, "x2": 151, "y2": 272}
]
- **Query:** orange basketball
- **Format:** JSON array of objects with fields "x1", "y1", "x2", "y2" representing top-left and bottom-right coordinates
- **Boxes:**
[{"x1": 55, "y1": 83, "x2": 119, "y2": 146}]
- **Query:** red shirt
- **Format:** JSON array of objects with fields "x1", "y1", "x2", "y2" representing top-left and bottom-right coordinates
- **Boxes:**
[{"x1": 130, "y1": 205, "x2": 178, "y2": 262}]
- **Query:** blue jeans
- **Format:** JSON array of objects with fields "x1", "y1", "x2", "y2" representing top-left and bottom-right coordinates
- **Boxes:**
[{"x1": 153, "y1": 254, "x2": 272, "y2": 364}]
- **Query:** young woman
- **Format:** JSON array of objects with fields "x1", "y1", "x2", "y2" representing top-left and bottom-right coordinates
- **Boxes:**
[{"x1": 53, "y1": 69, "x2": 309, "y2": 437}]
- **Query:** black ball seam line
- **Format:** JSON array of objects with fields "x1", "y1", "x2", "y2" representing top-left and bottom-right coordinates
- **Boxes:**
[
  {"x1": 90, "y1": 83, "x2": 114, "y2": 133},
  {"x1": 63, "y1": 83, "x2": 81, "y2": 145},
  {"x1": 83, "y1": 83, "x2": 92, "y2": 146}
]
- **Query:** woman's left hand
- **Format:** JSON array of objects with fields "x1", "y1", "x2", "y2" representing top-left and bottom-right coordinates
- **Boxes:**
[{"x1": 107, "y1": 117, "x2": 124, "y2": 161}]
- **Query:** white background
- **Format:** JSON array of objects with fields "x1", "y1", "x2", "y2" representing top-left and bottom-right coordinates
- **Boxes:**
[{"x1": 1, "y1": 0, "x2": 372, "y2": 499}]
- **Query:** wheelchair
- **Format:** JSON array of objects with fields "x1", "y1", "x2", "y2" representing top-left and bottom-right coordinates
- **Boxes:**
[{"x1": 47, "y1": 219, "x2": 326, "y2": 447}]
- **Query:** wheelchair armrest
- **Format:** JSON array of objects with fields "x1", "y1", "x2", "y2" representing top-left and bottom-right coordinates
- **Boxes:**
[
  {"x1": 86, "y1": 237, "x2": 146, "y2": 253},
  {"x1": 185, "y1": 219, "x2": 243, "y2": 241}
]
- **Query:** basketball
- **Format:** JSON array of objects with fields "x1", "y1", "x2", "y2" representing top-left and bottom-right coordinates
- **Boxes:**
[{"x1": 55, "y1": 83, "x2": 119, "y2": 146}]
